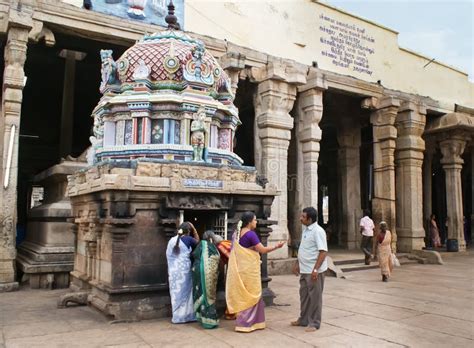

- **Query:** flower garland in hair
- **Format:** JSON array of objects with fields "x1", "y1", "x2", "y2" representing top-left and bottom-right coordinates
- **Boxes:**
[{"x1": 236, "y1": 220, "x2": 243, "y2": 240}]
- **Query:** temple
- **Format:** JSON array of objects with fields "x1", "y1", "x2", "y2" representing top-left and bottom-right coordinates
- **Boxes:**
[{"x1": 0, "y1": 0, "x2": 473, "y2": 317}]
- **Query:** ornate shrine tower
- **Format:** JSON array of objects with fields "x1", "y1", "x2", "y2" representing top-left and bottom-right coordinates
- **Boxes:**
[{"x1": 61, "y1": 6, "x2": 277, "y2": 320}]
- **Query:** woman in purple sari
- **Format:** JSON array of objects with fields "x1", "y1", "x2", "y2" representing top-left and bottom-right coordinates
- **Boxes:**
[{"x1": 226, "y1": 212, "x2": 285, "y2": 332}]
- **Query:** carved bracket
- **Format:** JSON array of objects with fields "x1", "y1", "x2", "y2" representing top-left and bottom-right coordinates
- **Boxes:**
[
  {"x1": 166, "y1": 193, "x2": 232, "y2": 210},
  {"x1": 30, "y1": 20, "x2": 55, "y2": 46}
]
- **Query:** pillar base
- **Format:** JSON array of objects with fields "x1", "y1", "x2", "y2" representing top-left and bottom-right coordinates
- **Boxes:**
[
  {"x1": 0, "y1": 282, "x2": 19, "y2": 292},
  {"x1": 342, "y1": 241, "x2": 358, "y2": 250},
  {"x1": 397, "y1": 235, "x2": 425, "y2": 253}
]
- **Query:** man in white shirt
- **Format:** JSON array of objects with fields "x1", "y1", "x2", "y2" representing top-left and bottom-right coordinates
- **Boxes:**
[
  {"x1": 360, "y1": 209, "x2": 375, "y2": 265},
  {"x1": 291, "y1": 207, "x2": 328, "y2": 332}
]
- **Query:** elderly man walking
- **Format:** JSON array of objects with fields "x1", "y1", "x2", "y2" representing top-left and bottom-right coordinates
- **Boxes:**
[{"x1": 291, "y1": 207, "x2": 328, "y2": 332}]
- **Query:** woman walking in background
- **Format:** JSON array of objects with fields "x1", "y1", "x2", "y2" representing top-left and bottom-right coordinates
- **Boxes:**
[
  {"x1": 226, "y1": 211, "x2": 285, "y2": 332},
  {"x1": 430, "y1": 214, "x2": 442, "y2": 248},
  {"x1": 166, "y1": 222, "x2": 200, "y2": 323},
  {"x1": 377, "y1": 221, "x2": 393, "y2": 282}
]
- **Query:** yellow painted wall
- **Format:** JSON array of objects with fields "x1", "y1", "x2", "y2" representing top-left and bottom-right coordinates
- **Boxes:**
[
  {"x1": 61, "y1": 0, "x2": 473, "y2": 109},
  {"x1": 184, "y1": 0, "x2": 473, "y2": 109}
]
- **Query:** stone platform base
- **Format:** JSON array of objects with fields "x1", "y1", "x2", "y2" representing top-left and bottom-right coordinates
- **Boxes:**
[
  {"x1": 89, "y1": 288, "x2": 171, "y2": 321},
  {"x1": 19, "y1": 271, "x2": 71, "y2": 289},
  {"x1": 65, "y1": 285, "x2": 275, "y2": 321},
  {"x1": 16, "y1": 246, "x2": 73, "y2": 289},
  {"x1": 67, "y1": 273, "x2": 275, "y2": 321},
  {"x1": 0, "y1": 281, "x2": 19, "y2": 292}
]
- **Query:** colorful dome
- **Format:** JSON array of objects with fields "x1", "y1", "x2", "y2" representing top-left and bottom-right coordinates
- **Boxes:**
[
  {"x1": 112, "y1": 30, "x2": 233, "y2": 102},
  {"x1": 89, "y1": 28, "x2": 241, "y2": 167}
]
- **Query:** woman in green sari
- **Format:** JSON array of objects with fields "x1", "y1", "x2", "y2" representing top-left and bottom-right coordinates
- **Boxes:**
[{"x1": 192, "y1": 230, "x2": 221, "y2": 329}]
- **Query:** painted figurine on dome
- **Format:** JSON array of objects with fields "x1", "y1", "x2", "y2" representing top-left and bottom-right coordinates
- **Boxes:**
[
  {"x1": 190, "y1": 107, "x2": 208, "y2": 162},
  {"x1": 99, "y1": 50, "x2": 119, "y2": 93}
]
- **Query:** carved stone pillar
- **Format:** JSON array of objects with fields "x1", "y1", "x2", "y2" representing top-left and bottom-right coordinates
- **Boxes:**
[
  {"x1": 422, "y1": 138, "x2": 436, "y2": 244},
  {"x1": 0, "y1": 14, "x2": 32, "y2": 291},
  {"x1": 370, "y1": 97, "x2": 398, "y2": 250},
  {"x1": 293, "y1": 70, "x2": 326, "y2": 244},
  {"x1": 337, "y1": 116, "x2": 362, "y2": 249},
  {"x1": 439, "y1": 133, "x2": 469, "y2": 251},
  {"x1": 395, "y1": 101, "x2": 426, "y2": 252},
  {"x1": 254, "y1": 62, "x2": 306, "y2": 258}
]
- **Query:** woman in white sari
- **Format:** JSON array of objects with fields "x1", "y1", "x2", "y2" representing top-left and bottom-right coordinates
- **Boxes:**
[
  {"x1": 376, "y1": 221, "x2": 393, "y2": 282},
  {"x1": 166, "y1": 222, "x2": 200, "y2": 323}
]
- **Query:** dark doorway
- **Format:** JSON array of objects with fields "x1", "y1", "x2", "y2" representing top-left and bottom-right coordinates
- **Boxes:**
[
  {"x1": 432, "y1": 149, "x2": 447, "y2": 245},
  {"x1": 233, "y1": 79, "x2": 256, "y2": 166}
]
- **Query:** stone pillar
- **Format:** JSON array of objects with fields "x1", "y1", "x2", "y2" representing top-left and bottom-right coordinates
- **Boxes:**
[
  {"x1": 337, "y1": 116, "x2": 362, "y2": 249},
  {"x1": 369, "y1": 97, "x2": 398, "y2": 250},
  {"x1": 58, "y1": 50, "x2": 86, "y2": 158},
  {"x1": 439, "y1": 133, "x2": 469, "y2": 251},
  {"x1": 0, "y1": 15, "x2": 32, "y2": 291},
  {"x1": 395, "y1": 101, "x2": 426, "y2": 252},
  {"x1": 422, "y1": 138, "x2": 436, "y2": 244},
  {"x1": 471, "y1": 146, "x2": 474, "y2": 244},
  {"x1": 253, "y1": 62, "x2": 306, "y2": 258},
  {"x1": 293, "y1": 70, "x2": 326, "y2": 244}
]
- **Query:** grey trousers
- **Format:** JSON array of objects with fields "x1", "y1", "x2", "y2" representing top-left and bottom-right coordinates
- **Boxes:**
[
  {"x1": 298, "y1": 272, "x2": 325, "y2": 329},
  {"x1": 361, "y1": 236, "x2": 373, "y2": 257}
]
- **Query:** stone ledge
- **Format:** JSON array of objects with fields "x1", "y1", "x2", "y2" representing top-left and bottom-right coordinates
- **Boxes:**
[
  {"x1": 267, "y1": 256, "x2": 345, "y2": 278},
  {"x1": 268, "y1": 258, "x2": 295, "y2": 276},
  {"x1": 0, "y1": 281, "x2": 19, "y2": 292},
  {"x1": 410, "y1": 249, "x2": 444, "y2": 264}
]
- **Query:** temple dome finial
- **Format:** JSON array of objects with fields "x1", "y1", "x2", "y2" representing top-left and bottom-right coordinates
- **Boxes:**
[{"x1": 165, "y1": 0, "x2": 181, "y2": 30}]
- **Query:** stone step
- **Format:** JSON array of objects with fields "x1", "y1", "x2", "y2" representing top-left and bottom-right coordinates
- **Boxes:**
[
  {"x1": 333, "y1": 258, "x2": 366, "y2": 266},
  {"x1": 340, "y1": 258, "x2": 419, "y2": 273},
  {"x1": 268, "y1": 254, "x2": 423, "y2": 276},
  {"x1": 339, "y1": 263, "x2": 380, "y2": 272}
]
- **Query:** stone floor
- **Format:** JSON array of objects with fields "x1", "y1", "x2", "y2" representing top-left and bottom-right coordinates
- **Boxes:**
[{"x1": 1, "y1": 251, "x2": 473, "y2": 348}]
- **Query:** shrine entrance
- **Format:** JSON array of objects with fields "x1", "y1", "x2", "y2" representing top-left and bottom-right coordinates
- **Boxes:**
[{"x1": 182, "y1": 209, "x2": 228, "y2": 239}]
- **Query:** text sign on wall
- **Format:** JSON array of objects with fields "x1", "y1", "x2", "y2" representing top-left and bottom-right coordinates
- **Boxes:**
[
  {"x1": 182, "y1": 179, "x2": 223, "y2": 189},
  {"x1": 318, "y1": 13, "x2": 375, "y2": 76},
  {"x1": 90, "y1": 0, "x2": 184, "y2": 28}
]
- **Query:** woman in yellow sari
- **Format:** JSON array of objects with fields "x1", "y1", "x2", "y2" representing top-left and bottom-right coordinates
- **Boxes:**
[
  {"x1": 376, "y1": 221, "x2": 393, "y2": 282},
  {"x1": 226, "y1": 212, "x2": 285, "y2": 332}
]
